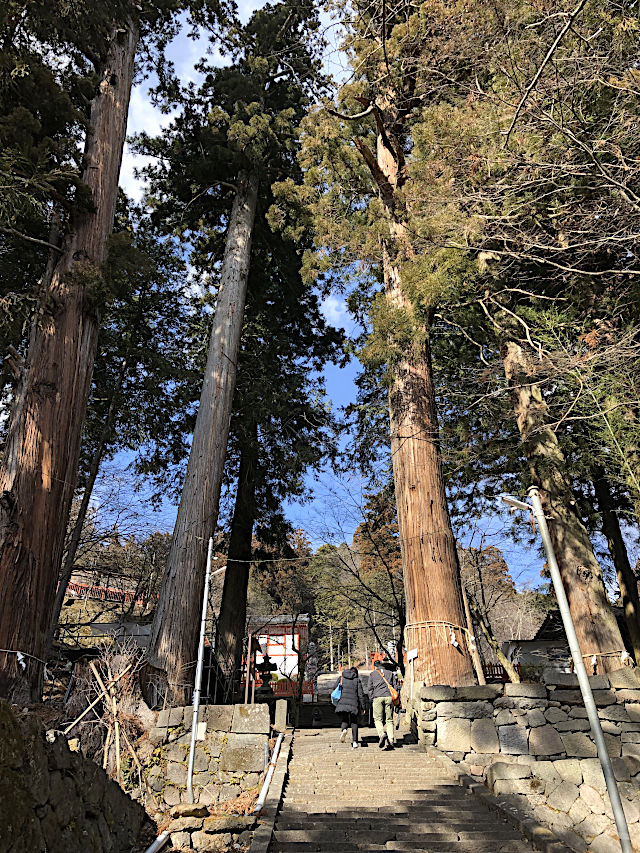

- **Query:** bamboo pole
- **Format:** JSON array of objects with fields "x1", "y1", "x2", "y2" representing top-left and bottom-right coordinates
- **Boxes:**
[
  {"x1": 63, "y1": 662, "x2": 133, "y2": 735},
  {"x1": 90, "y1": 660, "x2": 122, "y2": 782},
  {"x1": 106, "y1": 662, "x2": 121, "y2": 783},
  {"x1": 103, "y1": 725, "x2": 112, "y2": 769}
]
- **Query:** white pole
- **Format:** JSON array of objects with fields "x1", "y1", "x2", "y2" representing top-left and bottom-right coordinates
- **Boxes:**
[
  {"x1": 410, "y1": 657, "x2": 414, "y2": 700},
  {"x1": 507, "y1": 489, "x2": 632, "y2": 853},
  {"x1": 144, "y1": 831, "x2": 169, "y2": 853},
  {"x1": 186, "y1": 538, "x2": 214, "y2": 805},
  {"x1": 329, "y1": 620, "x2": 334, "y2": 671},
  {"x1": 253, "y1": 732, "x2": 284, "y2": 815}
]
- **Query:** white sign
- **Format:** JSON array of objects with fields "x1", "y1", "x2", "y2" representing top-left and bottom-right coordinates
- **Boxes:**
[{"x1": 407, "y1": 648, "x2": 418, "y2": 662}]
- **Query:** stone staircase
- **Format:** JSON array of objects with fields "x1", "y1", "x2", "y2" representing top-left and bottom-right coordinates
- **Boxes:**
[{"x1": 269, "y1": 726, "x2": 537, "y2": 853}]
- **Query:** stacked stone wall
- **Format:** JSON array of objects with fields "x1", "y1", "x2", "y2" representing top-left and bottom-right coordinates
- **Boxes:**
[
  {"x1": 415, "y1": 668, "x2": 640, "y2": 851},
  {"x1": 145, "y1": 703, "x2": 274, "y2": 851},
  {"x1": 0, "y1": 699, "x2": 145, "y2": 853},
  {"x1": 146, "y1": 703, "x2": 270, "y2": 809}
]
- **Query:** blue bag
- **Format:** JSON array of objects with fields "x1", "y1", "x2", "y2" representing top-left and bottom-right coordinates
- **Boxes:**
[{"x1": 330, "y1": 679, "x2": 342, "y2": 706}]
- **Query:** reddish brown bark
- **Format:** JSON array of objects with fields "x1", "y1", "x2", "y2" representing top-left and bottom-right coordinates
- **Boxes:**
[
  {"x1": 502, "y1": 341, "x2": 625, "y2": 673},
  {"x1": 0, "y1": 22, "x2": 138, "y2": 701},
  {"x1": 354, "y1": 111, "x2": 474, "y2": 687},
  {"x1": 45, "y1": 357, "x2": 127, "y2": 656},
  {"x1": 387, "y1": 319, "x2": 475, "y2": 686}
]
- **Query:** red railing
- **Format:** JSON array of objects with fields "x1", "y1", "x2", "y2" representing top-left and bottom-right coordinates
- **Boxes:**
[
  {"x1": 65, "y1": 580, "x2": 146, "y2": 606},
  {"x1": 241, "y1": 679, "x2": 315, "y2": 697},
  {"x1": 270, "y1": 680, "x2": 315, "y2": 697},
  {"x1": 483, "y1": 662, "x2": 521, "y2": 682}
]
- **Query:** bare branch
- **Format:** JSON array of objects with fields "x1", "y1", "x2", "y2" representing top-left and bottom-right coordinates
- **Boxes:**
[
  {"x1": 503, "y1": 0, "x2": 588, "y2": 146},
  {"x1": 1, "y1": 226, "x2": 63, "y2": 253},
  {"x1": 326, "y1": 104, "x2": 375, "y2": 122}
]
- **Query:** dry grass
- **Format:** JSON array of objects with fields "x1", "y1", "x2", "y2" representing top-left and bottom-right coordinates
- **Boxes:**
[{"x1": 209, "y1": 784, "x2": 261, "y2": 816}]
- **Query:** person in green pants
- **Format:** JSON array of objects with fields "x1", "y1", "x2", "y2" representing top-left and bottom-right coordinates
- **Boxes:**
[{"x1": 367, "y1": 660, "x2": 398, "y2": 749}]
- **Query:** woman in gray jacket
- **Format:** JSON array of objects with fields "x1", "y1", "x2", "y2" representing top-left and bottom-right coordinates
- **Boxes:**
[
  {"x1": 367, "y1": 660, "x2": 399, "y2": 749},
  {"x1": 334, "y1": 667, "x2": 366, "y2": 748}
]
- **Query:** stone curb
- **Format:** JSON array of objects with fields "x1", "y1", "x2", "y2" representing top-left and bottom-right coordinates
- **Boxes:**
[
  {"x1": 426, "y1": 746, "x2": 572, "y2": 853},
  {"x1": 248, "y1": 732, "x2": 292, "y2": 853}
]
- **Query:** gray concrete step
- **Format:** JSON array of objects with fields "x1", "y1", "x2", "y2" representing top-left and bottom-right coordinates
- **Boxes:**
[{"x1": 268, "y1": 726, "x2": 537, "y2": 853}]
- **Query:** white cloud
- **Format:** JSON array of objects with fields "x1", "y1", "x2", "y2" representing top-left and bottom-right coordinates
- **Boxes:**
[
  {"x1": 320, "y1": 294, "x2": 349, "y2": 327},
  {"x1": 238, "y1": 0, "x2": 265, "y2": 22},
  {"x1": 121, "y1": 82, "x2": 178, "y2": 200},
  {"x1": 119, "y1": 0, "x2": 329, "y2": 202}
]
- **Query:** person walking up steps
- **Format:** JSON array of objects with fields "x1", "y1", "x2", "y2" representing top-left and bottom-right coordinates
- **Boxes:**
[
  {"x1": 368, "y1": 659, "x2": 398, "y2": 749},
  {"x1": 333, "y1": 667, "x2": 366, "y2": 748}
]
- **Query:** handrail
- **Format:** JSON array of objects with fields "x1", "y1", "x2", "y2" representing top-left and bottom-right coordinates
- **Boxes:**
[
  {"x1": 143, "y1": 830, "x2": 169, "y2": 853},
  {"x1": 253, "y1": 732, "x2": 284, "y2": 815}
]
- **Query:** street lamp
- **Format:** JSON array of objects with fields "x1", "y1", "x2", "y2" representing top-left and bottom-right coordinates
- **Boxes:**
[{"x1": 502, "y1": 487, "x2": 631, "y2": 853}]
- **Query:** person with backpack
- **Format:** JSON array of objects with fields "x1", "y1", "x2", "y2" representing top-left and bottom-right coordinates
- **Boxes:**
[
  {"x1": 367, "y1": 659, "x2": 399, "y2": 749},
  {"x1": 332, "y1": 667, "x2": 366, "y2": 748}
]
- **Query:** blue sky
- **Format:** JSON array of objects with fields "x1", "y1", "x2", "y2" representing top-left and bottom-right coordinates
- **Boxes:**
[
  {"x1": 110, "y1": 0, "x2": 366, "y2": 548},
  {"x1": 105, "y1": 1, "x2": 597, "y2": 593}
]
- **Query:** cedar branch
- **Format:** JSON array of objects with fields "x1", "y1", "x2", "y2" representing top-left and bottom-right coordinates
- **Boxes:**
[{"x1": 503, "y1": 0, "x2": 588, "y2": 145}]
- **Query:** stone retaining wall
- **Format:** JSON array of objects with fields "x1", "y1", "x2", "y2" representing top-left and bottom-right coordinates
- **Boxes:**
[
  {"x1": 146, "y1": 703, "x2": 270, "y2": 810},
  {"x1": 0, "y1": 699, "x2": 145, "y2": 853},
  {"x1": 415, "y1": 668, "x2": 640, "y2": 851},
  {"x1": 145, "y1": 703, "x2": 275, "y2": 851}
]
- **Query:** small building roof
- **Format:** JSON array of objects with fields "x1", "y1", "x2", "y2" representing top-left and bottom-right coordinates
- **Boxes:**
[
  {"x1": 247, "y1": 614, "x2": 310, "y2": 629},
  {"x1": 532, "y1": 610, "x2": 565, "y2": 641},
  {"x1": 529, "y1": 606, "x2": 628, "y2": 644}
]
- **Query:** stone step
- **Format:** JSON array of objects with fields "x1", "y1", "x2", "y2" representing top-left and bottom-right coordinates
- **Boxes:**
[
  {"x1": 270, "y1": 844, "x2": 366, "y2": 852},
  {"x1": 277, "y1": 806, "x2": 497, "y2": 817},
  {"x1": 271, "y1": 847, "x2": 387, "y2": 853},
  {"x1": 269, "y1": 727, "x2": 536, "y2": 853},
  {"x1": 269, "y1": 840, "x2": 532, "y2": 853},
  {"x1": 273, "y1": 830, "x2": 526, "y2": 844},
  {"x1": 287, "y1": 779, "x2": 457, "y2": 784},
  {"x1": 283, "y1": 788, "x2": 467, "y2": 796},
  {"x1": 283, "y1": 786, "x2": 469, "y2": 794}
]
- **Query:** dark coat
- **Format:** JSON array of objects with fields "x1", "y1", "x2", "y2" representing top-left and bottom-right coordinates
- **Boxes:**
[
  {"x1": 334, "y1": 668, "x2": 366, "y2": 715},
  {"x1": 367, "y1": 666, "x2": 399, "y2": 700}
]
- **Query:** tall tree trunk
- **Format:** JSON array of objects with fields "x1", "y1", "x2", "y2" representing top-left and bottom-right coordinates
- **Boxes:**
[
  {"x1": 353, "y1": 114, "x2": 474, "y2": 687},
  {"x1": 502, "y1": 341, "x2": 625, "y2": 673},
  {"x1": 388, "y1": 326, "x2": 474, "y2": 686},
  {"x1": 0, "y1": 22, "x2": 138, "y2": 702},
  {"x1": 148, "y1": 171, "x2": 259, "y2": 703},
  {"x1": 593, "y1": 469, "x2": 640, "y2": 664},
  {"x1": 45, "y1": 358, "x2": 126, "y2": 654},
  {"x1": 216, "y1": 420, "x2": 258, "y2": 674}
]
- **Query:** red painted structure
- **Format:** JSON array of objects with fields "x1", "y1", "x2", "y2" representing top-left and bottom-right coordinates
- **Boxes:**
[{"x1": 65, "y1": 580, "x2": 147, "y2": 606}]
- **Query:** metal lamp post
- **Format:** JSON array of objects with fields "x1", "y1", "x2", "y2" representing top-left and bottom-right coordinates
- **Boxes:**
[{"x1": 502, "y1": 487, "x2": 632, "y2": 852}]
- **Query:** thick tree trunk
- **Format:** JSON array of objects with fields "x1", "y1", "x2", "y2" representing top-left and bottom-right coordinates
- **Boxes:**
[
  {"x1": 0, "y1": 22, "x2": 138, "y2": 702},
  {"x1": 621, "y1": 407, "x2": 640, "y2": 528},
  {"x1": 593, "y1": 470, "x2": 640, "y2": 664},
  {"x1": 502, "y1": 341, "x2": 625, "y2": 673},
  {"x1": 354, "y1": 116, "x2": 474, "y2": 687},
  {"x1": 388, "y1": 321, "x2": 475, "y2": 686},
  {"x1": 45, "y1": 360, "x2": 126, "y2": 654},
  {"x1": 148, "y1": 172, "x2": 259, "y2": 703},
  {"x1": 216, "y1": 420, "x2": 258, "y2": 674}
]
